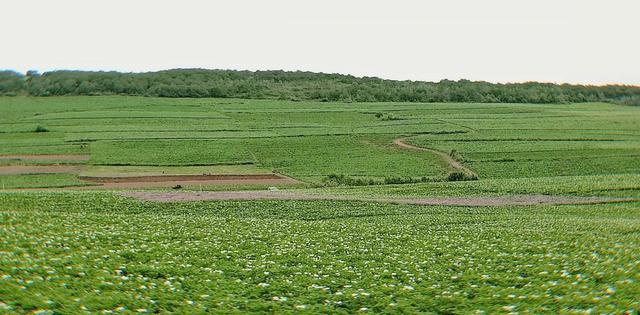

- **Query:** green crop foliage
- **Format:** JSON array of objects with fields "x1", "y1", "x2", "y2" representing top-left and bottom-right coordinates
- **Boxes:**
[
  {"x1": 90, "y1": 140, "x2": 255, "y2": 166},
  {"x1": 1, "y1": 192, "x2": 639, "y2": 313},
  {"x1": 1, "y1": 96, "x2": 639, "y2": 186},
  {"x1": 0, "y1": 173, "x2": 92, "y2": 189},
  {"x1": 1, "y1": 95, "x2": 640, "y2": 312},
  {"x1": 244, "y1": 135, "x2": 449, "y2": 182}
]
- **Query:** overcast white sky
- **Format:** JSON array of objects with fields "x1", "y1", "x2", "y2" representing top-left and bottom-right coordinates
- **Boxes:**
[{"x1": 2, "y1": 0, "x2": 639, "y2": 85}]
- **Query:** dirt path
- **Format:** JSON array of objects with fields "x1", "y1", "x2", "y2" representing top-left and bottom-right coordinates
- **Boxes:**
[
  {"x1": 0, "y1": 154, "x2": 90, "y2": 161},
  {"x1": 121, "y1": 191, "x2": 637, "y2": 206},
  {"x1": 81, "y1": 178, "x2": 298, "y2": 189},
  {"x1": 393, "y1": 138, "x2": 477, "y2": 177},
  {"x1": 74, "y1": 174, "x2": 300, "y2": 189},
  {"x1": 0, "y1": 165, "x2": 83, "y2": 175},
  {"x1": 79, "y1": 174, "x2": 292, "y2": 183}
]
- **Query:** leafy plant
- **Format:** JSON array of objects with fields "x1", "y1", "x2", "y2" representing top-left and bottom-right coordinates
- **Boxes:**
[{"x1": 34, "y1": 125, "x2": 49, "y2": 132}]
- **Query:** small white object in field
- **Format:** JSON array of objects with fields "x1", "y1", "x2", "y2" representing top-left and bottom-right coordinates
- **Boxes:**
[{"x1": 268, "y1": 186, "x2": 279, "y2": 191}]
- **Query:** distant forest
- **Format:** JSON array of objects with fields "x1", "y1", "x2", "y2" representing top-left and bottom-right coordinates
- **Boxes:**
[{"x1": 1, "y1": 69, "x2": 639, "y2": 105}]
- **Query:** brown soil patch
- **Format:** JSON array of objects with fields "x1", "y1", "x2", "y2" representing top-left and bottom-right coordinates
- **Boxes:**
[
  {"x1": 0, "y1": 154, "x2": 90, "y2": 161},
  {"x1": 81, "y1": 178, "x2": 298, "y2": 189},
  {"x1": 121, "y1": 191, "x2": 319, "y2": 201},
  {"x1": 0, "y1": 165, "x2": 82, "y2": 175},
  {"x1": 72, "y1": 174, "x2": 299, "y2": 189},
  {"x1": 121, "y1": 191, "x2": 636, "y2": 206},
  {"x1": 79, "y1": 174, "x2": 291, "y2": 183},
  {"x1": 401, "y1": 195, "x2": 627, "y2": 206}
]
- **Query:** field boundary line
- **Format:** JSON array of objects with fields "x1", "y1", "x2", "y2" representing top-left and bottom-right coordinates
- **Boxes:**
[{"x1": 119, "y1": 191, "x2": 640, "y2": 207}]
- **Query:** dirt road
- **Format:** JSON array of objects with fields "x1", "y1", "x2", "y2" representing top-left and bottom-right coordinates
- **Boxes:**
[{"x1": 121, "y1": 191, "x2": 637, "y2": 206}]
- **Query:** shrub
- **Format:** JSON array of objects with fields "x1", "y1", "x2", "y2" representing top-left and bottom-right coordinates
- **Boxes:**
[
  {"x1": 447, "y1": 171, "x2": 478, "y2": 181},
  {"x1": 377, "y1": 113, "x2": 403, "y2": 121},
  {"x1": 323, "y1": 174, "x2": 443, "y2": 186},
  {"x1": 34, "y1": 125, "x2": 49, "y2": 133},
  {"x1": 323, "y1": 174, "x2": 375, "y2": 186}
]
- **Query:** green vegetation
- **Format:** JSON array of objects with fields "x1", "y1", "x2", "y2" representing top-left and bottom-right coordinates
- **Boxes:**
[
  {"x1": 2, "y1": 69, "x2": 640, "y2": 104},
  {"x1": 34, "y1": 125, "x2": 49, "y2": 133},
  {"x1": 79, "y1": 165, "x2": 273, "y2": 177},
  {"x1": 1, "y1": 192, "x2": 639, "y2": 313},
  {"x1": 1, "y1": 96, "x2": 639, "y2": 188},
  {"x1": 302, "y1": 174, "x2": 640, "y2": 199},
  {"x1": 90, "y1": 140, "x2": 255, "y2": 166},
  {"x1": 0, "y1": 173, "x2": 91, "y2": 189},
  {"x1": 1, "y1": 95, "x2": 639, "y2": 312},
  {"x1": 245, "y1": 135, "x2": 448, "y2": 182}
]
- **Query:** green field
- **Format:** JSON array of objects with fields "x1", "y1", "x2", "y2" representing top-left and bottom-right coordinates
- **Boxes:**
[
  {"x1": 2, "y1": 193, "x2": 639, "y2": 313},
  {"x1": 2, "y1": 96, "x2": 638, "y2": 186},
  {"x1": 1, "y1": 96, "x2": 639, "y2": 313}
]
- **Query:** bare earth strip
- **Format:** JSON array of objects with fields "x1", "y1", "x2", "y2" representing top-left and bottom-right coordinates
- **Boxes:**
[
  {"x1": 0, "y1": 154, "x2": 90, "y2": 161},
  {"x1": 79, "y1": 174, "x2": 292, "y2": 183},
  {"x1": 0, "y1": 165, "x2": 82, "y2": 175},
  {"x1": 72, "y1": 174, "x2": 300, "y2": 189},
  {"x1": 79, "y1": 178, "x2": 299, "y2": 189},
  {"x1": 393, "y1": 138, "x2": 477, "y2": 177},
  {"x1": 121, "y1": 191, "x2": 637, "y2": 206}
]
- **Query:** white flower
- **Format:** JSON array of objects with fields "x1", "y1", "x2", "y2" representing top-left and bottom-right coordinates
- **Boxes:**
[{"x1": 502, "y1": 305, "x2": 516, "y2": 311}]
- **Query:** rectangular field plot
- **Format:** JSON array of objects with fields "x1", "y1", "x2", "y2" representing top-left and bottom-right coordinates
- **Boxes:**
[
  {"x1": 90, "y1": 140, "x2": 255, "y2": 166},
  {"x1": 33, "y1": 118, "x2": 238, "y2": 133},
  {"x1": 0, "y1": 132, "x2": 89, "y2": 155},
  {"x1": 416, "y1": 140, "x2": 640, "y2": 153},
  {"x1": 0, "y1": 173, "x2": 92, "y2": 189},
  {"x1": 470, "y1": 155, "x2": 640, "y2": 178},
  {"x1": 406, "y1": 133, "x2": 640, "y2": 179},
  {"x1": 245, "y1": 135, "x2": 451, "y2": 182},
  {"x1": 0, "y1": 144, "x2": 87, "y2": 156},
  {"x1": 79, "y1": 164, "x2": 273, "y2": 177},
  {"x1": 301, "y1": 174, "x2": 640, "y2": 198},
  {"x1": 24, "y1": 110, "x2": 229, "y2": 120}
]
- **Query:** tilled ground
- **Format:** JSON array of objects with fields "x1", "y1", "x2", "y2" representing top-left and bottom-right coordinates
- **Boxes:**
[
  {"x1": 121, "y1": 191, "x2": 637, "y2": 206},
  {"x1": 76, "y1": 174, "x2": 299, "y2": 189},
  {"x1": 79, "y1": 174, "x2": 288, "y2": 183}
]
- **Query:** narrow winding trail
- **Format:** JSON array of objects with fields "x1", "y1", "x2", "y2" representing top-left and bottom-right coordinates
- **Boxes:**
[{"x1": 393, "y1": 138, "x2": 477, "y2": 177}]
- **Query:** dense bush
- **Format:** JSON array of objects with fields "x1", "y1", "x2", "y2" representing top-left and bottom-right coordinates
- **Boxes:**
[
  {"x1": 34, "y1": 125, "x2": 49, "y2": 133},
  {"x1": 1, "y1": 69, "x2": 639, "y2": 104},
  {"x1": 447, "y1": 171, "x2": 478, "y2": 181},
  {"x1": 0, "y1": 71, "x2": 25, "y2": 96},
  {"x1": 322, "y1": 174, "x2": 463, "y2": 186}
]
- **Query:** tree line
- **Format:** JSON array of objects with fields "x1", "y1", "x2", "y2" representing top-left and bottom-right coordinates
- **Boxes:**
[{"x1": 1, "y1": 69, "x2": 639, "y2": 105}]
